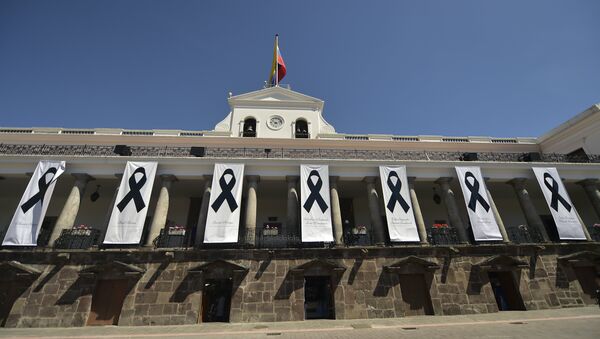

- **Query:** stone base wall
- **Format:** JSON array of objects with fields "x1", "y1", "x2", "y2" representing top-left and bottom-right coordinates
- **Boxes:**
[{"x1": 1, "y1": 244, "x2": 598, "y2": 328}]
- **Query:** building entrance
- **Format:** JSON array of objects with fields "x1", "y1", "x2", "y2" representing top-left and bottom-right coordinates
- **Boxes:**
[
  {"x1": 573, "y1": 266, "x2": 598, "y2": 304},
  {"x1": 398, "y1": 274, "x2": 434, "y2": 315},
  {"x1": 87, "y1": 279, "x2": 130, "y2": 326},
  {"x1": 488, "y1": 272, "x2": 525, "y2": 311},
  {"x1": 304, "y1": 276, "x2": 334, "y2": 319},
  {"x1": 201, "y1": 279, "x2": 232, "y2": 322}
]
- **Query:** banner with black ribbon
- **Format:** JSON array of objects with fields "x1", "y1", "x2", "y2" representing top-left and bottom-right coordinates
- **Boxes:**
[
  {"x1": 532, "y1": 167, "x2": 586, "y2": 240},
  {"x1": 3, "y1": 160, "x2": 66, "y2": 246},
  {"x1": 204, "y1": 163, "x2": 245, "y2": 243},
  {"x1": 104, "y1": 161, "x2": 158, "y2": 244},
  {"x1": 455, "y1": 166, "x2": 503, "y2": 242},
  {"x1": 300, "y1": 164, "x2": 333, "y2": 242},
  {"x1": 378, "y1": 166, "x2": 420, "y2": 242}
]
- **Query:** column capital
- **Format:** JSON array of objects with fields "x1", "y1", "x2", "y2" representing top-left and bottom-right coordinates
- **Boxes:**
[
  {"x1": 72, "y1": 173, "x2": 95, "y2": 183},
  {"x1": 434, "y1": 177, "x2": 453, "y2": 185},
  {"x1": 114, "y1": 173, "x2": 123, "y2": 179},
  {"x1": 407, "y1": 176, "x2": 417, "y2": 184},
  {"x1": 507, "y1": 177, "x2": 528, "y2": 188},
  {"x1": 329, "y1": 176, "x2": 340, "y2": 184},
  {"x1": 576, "y1": 178, "x2": 598, "y2": 187},
  {"x1": 363, "y1": 176, "x2": 378, "y2": 184},
  {"x1": 246, "y1": 175, "x2": 260, "y2": 184},
  {"x1": 286, "y1": 175, "x2": 299, "y2": 183}
]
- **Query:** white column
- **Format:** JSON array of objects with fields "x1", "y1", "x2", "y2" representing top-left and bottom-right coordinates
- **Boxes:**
[
  {"x1": 435, "y1": 177, "x2": 469, "y2": 243},
  {"x1": 507, "y1": 178, "x2": 549, "y2": 242},
  {"x1": 407, "y1": 177, "x2": 428, "y2": 245},
  {"x1": 286, "y1": 175, "x2": 299, "y2": 245},
  {"x1": 49, "y1": 173, "x2": 94, "y2": 247},
  {"x1": 145, "y1": 175, "x2": 177, "y2": 247},
  {"x1": 244, "y1": 175, "x2": 260, "y2": 247},
  {"x1": 364, "y1": 176, "x2": 386, "y2": 246},
  {"x1": 330, "y1": 176, "x2": 344, "y2": 246},
  {"x1": 194, "y1": 175, "x2": 212, "y2": 247}
]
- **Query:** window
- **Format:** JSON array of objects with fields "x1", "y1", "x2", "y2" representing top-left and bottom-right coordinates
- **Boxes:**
[
  {"x1": 295, "y1": 119, "x2": 308, "y2": 138},
  {"x1": 242, "y1": 118, "x2": 256, "y2": 137}
]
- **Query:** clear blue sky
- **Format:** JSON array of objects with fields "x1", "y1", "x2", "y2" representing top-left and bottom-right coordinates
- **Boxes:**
[{"x1": 1, "y1": 0, "x2": 599, "y2": 137}]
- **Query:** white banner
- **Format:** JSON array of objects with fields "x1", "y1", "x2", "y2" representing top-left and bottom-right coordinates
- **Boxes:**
[
  {"x1": 2, "y1": 160, "x2": 66, "y2": 246},
  {"x1": 532, "y1": 167, "x2": 586, "y2": 240},
  {"x1": 378, "y1": 166, "x2": 419, "y2": 242},
  {"x1": 204, "y1": 163, "x2": 245, "y2": 243},
  {"x1": 103, "y1": 162, "x2": 158, "y2": 244},
  {"x1": 455, "y1": 166, "x2": 503, "y2": 241},
  {"x1": 300, "y1": 164, "x2": 333, "y2": 242}
]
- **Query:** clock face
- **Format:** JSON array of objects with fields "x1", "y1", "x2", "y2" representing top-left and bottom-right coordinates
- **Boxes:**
[{"x1": 268, "y1": 115, "x2": 285, "y2": 130}]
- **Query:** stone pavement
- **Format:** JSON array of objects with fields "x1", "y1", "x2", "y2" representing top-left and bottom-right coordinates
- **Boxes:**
[{"x1": 0, "y1": 306, "x2": 599, "y2": 339}]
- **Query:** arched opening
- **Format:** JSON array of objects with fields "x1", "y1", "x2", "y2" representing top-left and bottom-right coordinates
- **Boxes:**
[
  {"x1": 242, "y1": 118, "x2": 256, "y2": 137},
  {"x1": 295, "y1": 119, "x2": 309, "y2": 138}
]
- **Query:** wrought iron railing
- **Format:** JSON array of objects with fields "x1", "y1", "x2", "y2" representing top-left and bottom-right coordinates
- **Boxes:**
[
  {"x1": 427, "y1": 227, "x2": 460, "y2": 245},
  {"x1": 54, "y1": 228, "x2": 101, "y2": 249},
  {"x1": 506, "y1": 225, "x2": 544, "y2": 244},
  {"x1": 153, "y1": 228, "x2": 188, "y2": 248},
  {"x1": 588, "y1": 224, "x2": 600, "y2": 242}
]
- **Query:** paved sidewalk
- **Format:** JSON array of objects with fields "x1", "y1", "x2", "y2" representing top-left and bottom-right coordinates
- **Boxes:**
[{"x1": 0, "y1": 306, "x2": 599, "y2": 339}]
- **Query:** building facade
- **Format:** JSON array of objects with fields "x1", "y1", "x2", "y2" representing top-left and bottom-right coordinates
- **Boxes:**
[{"x1": 0, "y1": 86, "x2": 599, "y2": 328}]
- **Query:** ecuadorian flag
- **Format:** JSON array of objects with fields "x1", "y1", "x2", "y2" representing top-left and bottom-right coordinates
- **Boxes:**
[{"x1": 268, "y1": 34, "x2": 286, "y2": 86}]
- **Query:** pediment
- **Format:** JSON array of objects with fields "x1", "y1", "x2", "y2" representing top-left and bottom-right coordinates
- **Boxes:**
[
  {"x1": 384, "y1": 256, "x2": 440, "y2": 274},
  {"x1": 475, "y1": 255, "x2": 528, "y2": 270},
  {"x1": 188, "y1": 260, "x2": 248, "y2": 274},
  {"x1": 229, "y1": 87, "x2": 323, "y2": 105},
  {"x1": 79, "y1": 261, "x2": 145, "y2": 277},
  {"x1": 0, "y1": 261, "x2": 41, "y2": 276},
  {"x1": 291, "y1": 259, "x2": 346, "y2": 274},
  {"x1": 558, "y1": 251, "x2": 600, "y2": 267}
]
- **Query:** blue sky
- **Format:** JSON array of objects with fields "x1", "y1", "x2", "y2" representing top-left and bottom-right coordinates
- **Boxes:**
[{"x1": 0, "y1": 0, "x2": 599, "y2": 137}]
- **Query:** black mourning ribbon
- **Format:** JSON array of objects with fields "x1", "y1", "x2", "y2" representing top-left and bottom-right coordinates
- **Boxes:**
[
  {"x1": 21, "y1": 167, "x2": 58, "y2": 213},
  {"x1": 464, "y1": 171, "x2": 490, "y2": 213},
  {"x1": 543, "y1": 173, "x2": 571, "y2": 212},
  {"x1": 386, "y1": 171, "x2": 410, "y2": 213},
  {"x1": 303, "y1": 170, "x2": 328, "y2": 213},
  {"x1": 211, "y1": 168, "x2": 238, "y2": 212},
  {"x1": 117, "y1": 167, "x2": 147, "y2": 213}
]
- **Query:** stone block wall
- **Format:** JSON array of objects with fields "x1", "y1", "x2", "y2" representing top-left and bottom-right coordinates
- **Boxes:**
[{"x1": 0, "y1": 244, "x2": 598, "y2": 328}]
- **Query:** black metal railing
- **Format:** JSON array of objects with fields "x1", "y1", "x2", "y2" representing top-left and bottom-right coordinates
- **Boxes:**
[
  {"x1": 507, "y1": 225, "x2": 544, "y2": 244},
  {"x1": 54, "y1": 228, "x2": 101, "y2": 249},
  {"x1": 427, "y1": 227, "x2": 460, "y2": 245},
  {"x1": 588, "y1": 224, "x2": 600, "y2": 242},
  {"x1": 153, "y1": 228, "x2": 188, "y2": 248},
  {"x1": 242, "y1": 131, "x2": 256, "y2": 138}
]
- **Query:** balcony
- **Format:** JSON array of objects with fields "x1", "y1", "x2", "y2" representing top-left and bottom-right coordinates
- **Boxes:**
[
  {"x1": 54, "y1": 228, "x2": 101, "y2": 249},
  {"x1": 507, "y1": 225, "x2": 544, "y2": 244},
  {"x1": 427, "y1": 227, "x2": 460, "y2": 245}
]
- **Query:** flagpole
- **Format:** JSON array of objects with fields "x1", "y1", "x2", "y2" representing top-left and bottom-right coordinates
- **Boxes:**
[{"x1": 275, "y1": 34, "x2": 279, "y2": 87}]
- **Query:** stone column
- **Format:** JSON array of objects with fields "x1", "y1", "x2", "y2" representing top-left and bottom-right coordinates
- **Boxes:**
[
  {"x1": 145, "y1": 175, "x2": 177, "y2": 247},
  {"x1": 435, "y1": 177, "x2": 469, "y2": 244},
  {"x1": 577, "y1": 179, "x2": 600, "y2": 220},
  {"x1": 194, "y1": 175, "x2": 212, "y2": 247},
  {"x1": 507, "y1": 178, "x2": 549, "y2": 242},
  {"x1": 484, "y1": 178, "x2": 510, "y2": 243},
  {"x1": 329, "y1": 176, "x2": 344, "y2": 246},
  {"x1": 407, "y1": 177, "x2": 428, "y2": 244},
  {"x1": 48, "y1": 173, "x2": 94, "y2": 247},
  {"x1": 364, "y1": 176, "x2": 386, "y2": 246},
  {"x1": 99, "y1": 173, "x2": 122, "y2": 244},
  {"x1": 243, "y1": 175, "x2": 260, "y2": 247},
  {"x1": 286, "y1": 176, "x2": 300, "y2": 244}
]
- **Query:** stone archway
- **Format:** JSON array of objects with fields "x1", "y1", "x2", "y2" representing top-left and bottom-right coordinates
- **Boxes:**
[
  {"x1": 384, "y1": 256, "x2": 439, "y2": 316},
  {"x1": 475, "y1": 255, "x2": 528, "y2": 311},
  {"x1": 188, "y1": 260, "x2": 248, "y2": 323},
  {"x1": 80, "y1": 261, "x2": 145, "y2": 326}
]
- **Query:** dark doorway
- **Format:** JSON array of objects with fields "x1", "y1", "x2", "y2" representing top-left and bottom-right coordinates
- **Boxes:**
[
  {"x1": 398, "y1": 274, "x2": 434, "y2": 316},
  {"x1": 488, "y1": 272, "x2": 526, "y2": 311},
  {"x1": 0, "y1": 280, "x2": 31, "y2": 327},
  {"x1": 202, "y1": 279, "x2": 232, "y2": 322},
  {"x1": 304, "y1": 276, "x2": 334, "y2": 319},
  {"x1": 573, "y1": 266, "x2": 599, "y2": 304},
  {"x1": 87, "y1": 279, "x2": 130, "y2": 326}
]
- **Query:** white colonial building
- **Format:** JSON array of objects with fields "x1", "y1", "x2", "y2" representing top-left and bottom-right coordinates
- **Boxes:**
[{"x1": 0, "y1": 86, "x2": 599, "y2": 328}]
